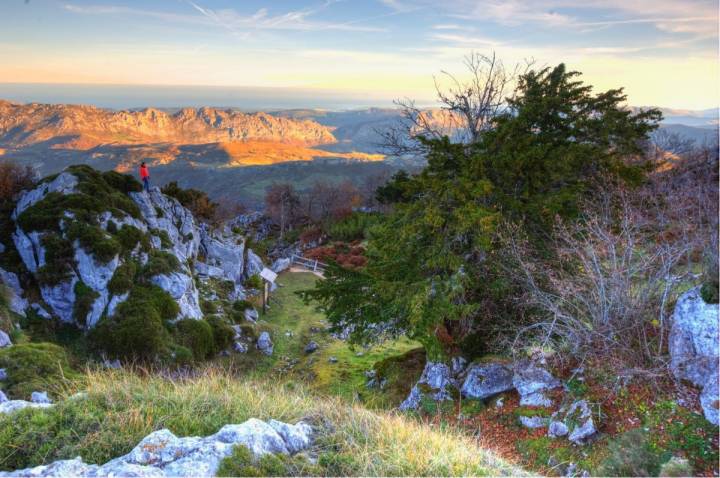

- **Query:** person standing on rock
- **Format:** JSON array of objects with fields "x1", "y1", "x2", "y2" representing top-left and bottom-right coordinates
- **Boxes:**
[{"x1": 139, "y1": 162, "x2": 150, "y2": 192}]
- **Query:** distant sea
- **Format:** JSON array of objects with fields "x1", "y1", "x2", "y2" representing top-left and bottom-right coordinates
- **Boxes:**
[{"x1": 0, "y1": 83, "x2": 426, "y2": 111}]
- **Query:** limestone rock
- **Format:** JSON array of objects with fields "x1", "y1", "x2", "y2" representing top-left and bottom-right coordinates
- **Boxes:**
[
  {"x1": 40, "y1": 275, "x2": 78, "y2": 324},
  {"x1": 519, "y1": 415, "x2": 549, "y2": 428},
  {"x1": 199, "y1": 226, "x2": 245, "y2": 284},
  {"x1": 548, "y1": 421, "x2": 569, "y2": 438},
  {"x1": 460, "y1": 362, "x2": 514, "y2": 400},
  {"x1": 30, "y1": 304, "x2": 51, "y2": 319},
  {"x1": 0, "y1": 331, "x2": 11, "y2": 348},
  {"x1": 0, "y1": 267, "x2": 28, "y2": 316},
  {"x1": 0, "y1": 391, "x2": 7, "y2": 403},
  {"x1": 30, "y1": 391, "x2": 52, "y2": 404},
  {"x1": 150, "y1": 271, "x2": 202, "y2": 320},
  {"x1": 267, "y1": 420, "x2": 313, "y2": 454},
  {"x1": 669, "y1": 286, "x2": 719, "y2": 388},
  {"x1": 271, "y1": 258, "x2": 291, "y2": 274},
  {"x1": 400, "y1": 362, "x2": 455, "y2": 411},
  {"x1": 256, "y1": 332, "x2": 273, "y2": 356},
  {"x1": 0, "y1": 368, "x2": 6, "y2": 381},
  {"x1": 304, "y1": 341, "x2": 319, "y2": 354},
  {"x1": 12, "y1": 172, "x2": 78, "y2": 219},
  {"x1": 244, "y1": 308, "x2": 259, "y2": 323},
  {"x1": 700, "y1": 372, "x2": 719, "y2": 425},
  {"x1": 552, "y1": 400, "x2": 597, "y2": 445},
  {"x1": 0, "y1": 400, "x2": 53, "y2": 415},
  {"x1": 513, "y1": 360, "x2": 561, "y2": 407},
  {"x1": 245, "y1": 249, "x2": 264, "y2": 280}
]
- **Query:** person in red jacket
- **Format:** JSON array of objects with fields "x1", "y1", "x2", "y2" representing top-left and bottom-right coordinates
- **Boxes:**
[{"x1": 139, "y1": 162, "x2": 150, "y2": 191}]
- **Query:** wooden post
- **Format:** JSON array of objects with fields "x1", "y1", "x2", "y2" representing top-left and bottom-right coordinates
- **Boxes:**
[{"x1": 263, "y1": 280, "x2": 268, "y2": 314}]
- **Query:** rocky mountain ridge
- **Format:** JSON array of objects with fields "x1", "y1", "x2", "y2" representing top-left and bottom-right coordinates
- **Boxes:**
[{"x1": 0, "y1": 100, "x2": 336, "y2": 150}]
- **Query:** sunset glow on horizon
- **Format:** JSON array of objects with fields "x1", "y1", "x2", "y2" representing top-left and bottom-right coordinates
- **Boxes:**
[{"x1": 0, "y1": 0, "x2": 717, "y2": 109}]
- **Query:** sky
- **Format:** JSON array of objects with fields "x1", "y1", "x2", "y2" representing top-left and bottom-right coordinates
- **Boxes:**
[{"x1": 0, "y1": 0, "x2": 717, "y2": 110}]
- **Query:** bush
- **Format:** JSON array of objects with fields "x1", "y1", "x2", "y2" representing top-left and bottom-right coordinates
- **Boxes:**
[
  {"x1": 73, "y1": 281, "x2": 99, "y2": 327},
  {"x1": 245, "y1": 274, "x2": 263, "y2": 290},
  {"x1": 89, "y1": 285, "x2": 177, "y2": 360},
  {"x1": 142, "y1": 250, "x2": 180, "y2": 278},
  {"x1": 101, "y1": 170, "x2": 142, "y2": 194},
  {"x1": 217, "y1": 445, "x2": 321, "y2": 477},
  {"x1": 173, "y1": 319, "x2": 215, "y2": 361},
  {"x1": 107, "y1": 261, "x2": 137, "y2": 296},
  {"x1": 36, "y1": 233, "x2": 75, "y2": 285},
  {"x1": 161, "y1": 181, "x2": 217, "y2": 221},
  {"x1": 115, "y1": 225, "x2": 150, "y2": 253},
  {"x1": 327, "y1": 212, "x2": 380, "y2": 241},
  {"x1": 206, "y1": 316, "x2": 235, "y2": 353},
  {"x1": 66, "y1": 222, "x2": 120, "y2": 263},
  {"x1": 0, "y1": 342, "x2": 80, "y2": 400},
  {"x1": 597, "y1": 429, "x2": 664, "y2": 477}
]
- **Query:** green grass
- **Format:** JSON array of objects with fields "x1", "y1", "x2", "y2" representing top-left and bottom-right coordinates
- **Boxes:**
[
  {"x1": 220, "y1": 271, "x2": 422, "y2": 408},
  {"x1": 0, "y1": 368, "x2": 523, "y2": 476}
]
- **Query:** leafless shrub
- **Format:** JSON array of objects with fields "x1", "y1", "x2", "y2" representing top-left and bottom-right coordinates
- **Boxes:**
[
  {"x1": 501, "y1": 189, "x2": 691, "y2": 369},
  {"x1": 378, "y1": 51, "x2": 532, "y2": 156}
]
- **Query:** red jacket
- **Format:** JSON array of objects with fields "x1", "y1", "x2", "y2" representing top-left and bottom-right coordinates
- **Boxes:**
[{"x1": 140, "y1": 165, "x2": 149, "y2": 179}]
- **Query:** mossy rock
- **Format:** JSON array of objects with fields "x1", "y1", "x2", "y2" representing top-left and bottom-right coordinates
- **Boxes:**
[{"x1": 0, "y1": 342, "x2": 81, "y2": 400}]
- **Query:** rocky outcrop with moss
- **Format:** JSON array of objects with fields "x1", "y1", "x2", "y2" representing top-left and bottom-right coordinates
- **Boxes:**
[{"x1": 1, "y1": 165, "x2": 269, "y2": 362}]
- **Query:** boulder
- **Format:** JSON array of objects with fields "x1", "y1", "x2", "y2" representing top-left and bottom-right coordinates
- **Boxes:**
[
  {"x1": 669, "y1": 286, "x2": 719, "y2": 389},
  {"x1": 513, "y1": 360, "x2": 561, "y2": 407},
  {"x1": 245, "y1": 249, "x2": 264, "y2": 279},
  {"x1": 0, "y1": 267, "x2": 28, "y2": 316},
  {"x1": 700, "y1": 372, "x2": 719, "y2": 425},
  {"x1": 30, "y1": 391, "x2": 52, "y2": 404},
  {"x1": 548, "y1": 420, "x2": 569, "y2": 438},
  {"x1": 244, "y1": 308, "x2": 259, "y2": 323},
  {"x1": 150, "y1": 271, "x2": 203, "y2": 320},
  {"x1": 271, "y1": 258, "x2": 291, "y2": 274},
  {"x1": 550, "y1": 400, "x2": 597, "y2": 445},
  {"x1": 399, "y1": 362, "x2": 455, "y2": 411},
  {"x1": 0, "y1": 400, "x2": 53, "y2": 415},
  {"x1": 256, "y1": 332, "x2": 273, "y2": 356},
  {"x1": 460, "y1": 362, "x2": 514, "y2": 400},
  {"x1": 267, "y1": 419, "x2": 313, "y2": 454},
  {"x1": 0, "y1": 331, "x2": 11, "y2": 348},
  {"x1": 304, "y1": 341, "x2": 319, "y2": 354},
  {"x1": 519, "y1": 415, "x2": 549, "y2": 429},
  {"x1": 198, "y1": 226, "x2": 245, "y2": 284}
]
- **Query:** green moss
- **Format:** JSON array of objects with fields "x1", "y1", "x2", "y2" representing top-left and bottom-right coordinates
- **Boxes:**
[
  {"x1": 173, "y1": 319, "x2": 214, "y2": 361},
  {"x1": 107, "y1": 262, "x2": 137, "y2": 296},
  {"x1": 217, "y1": 445, "x2": 321, "y2": 477},
  {"x1": 142, "y1": 250, "x2": 180, "y2": 278},
  {"x1": 373, "y1": 347, "x2": 426, "y2": 406},
  {"x1": 513, "y1": 406, "x2": 552, "y2": 418},
  {"x1": 0, "y1": 342, "x2": 80, "y2": 400},
  {"x1": 73, "y1": 281, "x2": 99, "y2": 327},
  {"x1": 206, "y1": 316, "x2": 235, "y2": 353}
]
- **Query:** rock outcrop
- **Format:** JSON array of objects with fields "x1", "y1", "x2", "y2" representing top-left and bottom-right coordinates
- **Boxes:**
[
  {"x1": 0, "y1": 267, "x2": 28, "y2": 316},
  {"x1": 399, "y1": 362, "x2": 455, "y2": 411},
  {"x1": 0, "y1": 418, "x2": 313, "y2": 477},
  {"x1": 460, "y1": 362, "x2": 514, "y2": 400},
  {"x1": 669, "y1": 286, "x2": 719, "y2": 424},
  {"x1": 512, "y1": 360, "x2": 561, "y2": 407}
]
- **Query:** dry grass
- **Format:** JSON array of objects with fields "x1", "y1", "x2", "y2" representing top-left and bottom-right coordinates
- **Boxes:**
[{"x1": 0, "y1": 366, "x2": 524, "y2": 476}]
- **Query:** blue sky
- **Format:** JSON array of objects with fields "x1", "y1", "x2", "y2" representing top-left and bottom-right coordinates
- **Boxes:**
[{"x1": 0, "y1": 0, "x2": 717, "y2": 109}]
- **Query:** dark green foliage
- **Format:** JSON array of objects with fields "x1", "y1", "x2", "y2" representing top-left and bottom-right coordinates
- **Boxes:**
[
  {"x1": 597, "y1": 429, "x2": 664, "y2": 477},
  {"x1": 106, "y1": 220, "x2": 118, "y2": 234},
  {"x1": 89, "y1": 285, "x2": 177, "y2": 360},
  {"x1": 66, "y1": 222, "x2": 120, "y2": 263},
  {"x1": 304, "y1": 64, "x2": 661, "y2": 356},
  {"x1": 115, "y1": 225, "x2": 150, "y2": 253},
  {"x1": 107, "y1": 261, "x2": 137, "y2": 295},
  {"x1": 101, "y1": 170, "x2": 143, "y2": 194},
  {"x1": 168, "y1": 344, "x2": 194, "y2": 366},
  {"x1": 327, "y1": 211, "x2": 381, "y2": 241},
  {"x1": 200, "y1": 299, "x2": 216, "y2": 315},
  {"x1": 161, "y1": 181, "x2": 218, "y2": 221},
  {"x1": 142, "y1": 250, "x2": 180, "y2": 278},
  {"x1": 73, "y1": 281, "x2": 99, "y2": 327},
  {"x1": 173, "y1": 319, "x2": 214, "y2": 361},
  {"x1": 68, "y1": 165, "x2": 140, "y2": 219},
  {"x1": 0, "y1": 342, "x2": 80, "y2": 400},
  {"x1": 700, "y1": 280, "x2": 719, "y2": 304},
  {"x1": 36, "y1": 233, "x2": 75, "y2": 286},
  {"x1": 217, "y1": 445, "x2": 321, "y2": 477},
  {"x1": 233, "y1": 300, "x2": 253, "y2": 312},
  {"x1": 206, "y1": 315, "x2": 235, "y2": 353},
  {"x1": 246, "y1": 274, "x2": 263, "y2": 289}
]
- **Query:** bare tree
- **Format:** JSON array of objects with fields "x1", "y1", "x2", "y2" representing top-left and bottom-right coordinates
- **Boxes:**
[
  {"x1": 265, "y1": 183, "x2": 300, "y2": 239},
  {"x1": 378, "y1": 51, "x2": 531, "y2": 156}
]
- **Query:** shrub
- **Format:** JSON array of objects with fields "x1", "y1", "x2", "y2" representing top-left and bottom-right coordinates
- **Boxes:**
[
  {"x1": 36, "y1": 233, "x2": 75, "y2": 285},
  {"x1": 66, "y1": 222, "x2": 120, "y2": 263},
  {"x1": 73, "y1": 281, "x2": 99, "y2": 327},
  {"x1": 161, "y1": 181, "x2": 217, "y2": 221},
  {"x1": 246, "y1": 274, "x2": 263, "y2": 290},
  {"x1": 115, "y1": 225, "x2": 150, "y2": 253},
  {"x1": 173, "y1": 319, "x2": 214, "y2": 361},
  {"x1": 597, "y1": 429, "x2": 663, "y2": 477},
  {"x1": 206, "y1": 316, "x2": 235, "y2": 353},
  {"x1": 151, "y1": 229, "x2": 172, "y2": 249},
  {"x1": 233, "y1": 300, "x2": 253, "y2": 312},
  {"x1": 327, "y1": 212, "x2": 380, "y2": 241},
  {"x1": 0, "y1": 342, "x2": 80, "y2": 400},
  {"x1": 101, "y1": 170, "x2": 142, "y2": 193},
  {"x1": 142, "y1": 250, "x2": 180, "y2": 278},
  {"x1": 107, "y1": 261, "x2": 137, "y2": 296},
  {"x1": 217, "y1": 445, "x2": 321, "y2": 477}
]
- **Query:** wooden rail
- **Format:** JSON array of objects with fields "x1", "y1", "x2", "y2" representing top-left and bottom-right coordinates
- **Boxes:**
[{"x1": 290, "y1": 254, "x2": 328, "y2": 273}]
